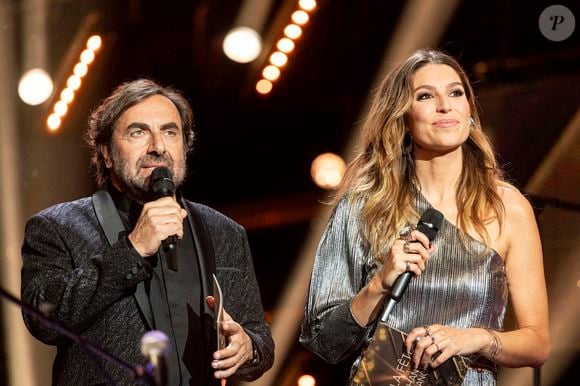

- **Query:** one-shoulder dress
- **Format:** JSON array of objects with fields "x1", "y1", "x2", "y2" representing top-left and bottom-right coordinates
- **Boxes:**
[{"x1": 300, "y1": 193, "x2": 507, "y2": 385}]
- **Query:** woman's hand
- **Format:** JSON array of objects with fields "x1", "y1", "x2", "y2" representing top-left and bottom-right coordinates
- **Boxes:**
[
  {"x1": 376, "y1": 229, "x2": 435, "y2": 291},
  {"x1": 351, "y1": 228, "x2": 435, "y2": 327},
  {"x1": 405, "y1": 324, "x2": 492, "y2": 368}
]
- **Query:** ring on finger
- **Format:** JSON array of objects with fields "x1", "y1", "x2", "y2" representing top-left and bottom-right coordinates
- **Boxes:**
[
  {"x1": 434, "y1": 342, "x2": 441, "y2": 352},
  {"x1": 423, "y1": 325, "x2": 434, "y2": 339}
]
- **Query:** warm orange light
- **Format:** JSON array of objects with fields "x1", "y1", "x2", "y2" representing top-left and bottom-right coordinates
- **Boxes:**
[
  {"x1": 254, "y1": 1, "x2": 317, "y2": 97},
  {"x1": 298, "y1": 0, "x2": 317, "y2": 12},
  {"x1": 310, "y1": 152, "x2": 347, "y2": 189},
  {"x1": 262, "y1": 65, "x2": 281, "y2": 81},
  {"x1": 284, "y1": 24, "x2": 302, "y2": 39},
  {"x1": 80, "y1": 49, "x2": 95, "y2": 64},
  {"x1": 74, "y1": 62, "x2": 88, "y2": 77},
  {"x1": 269, "y1": 52, "x2": 288, "y2": 67},
  {"x1": 292, "y1": 10, "x2": 309, "y2": 25},
  {"x1": 256, "y1": 79, "x2": 273, "y2": 94},
  {"x1": 47, "y1": 114, "x2": 61, "y2": 131},
  {"x1": 277, "y1": 38, "x2": 295, "y2": 53},
  {"x1": 54, "y1": 101, "x2": 68, "y2": 117},
  {"x1": 298, "y1": 374, "x2": 317, "y2": 386},
  {"x1": 87, "y1": 35, "x2": 102, "y2": 51},
  {"x1": 47, "y1": 34, "x2": 103, "y2": 131},
  {"x1": 60, "y1": 88, "x2": 75, "y2": 103},
  {"x1": 67, "y1": 75, "x2": 82, "y2": 91}
]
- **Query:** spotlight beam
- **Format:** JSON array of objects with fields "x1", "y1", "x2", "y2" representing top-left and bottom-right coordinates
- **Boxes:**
[
  {"x1": 235, "y1": 0, "x2": 276, "y2": 33},
  {"x1": 1, "y1": 2, "x2": 42, "y2": 385},
  {"x1": 244, "y1": 1, "x2": 462, "y2": 384}
]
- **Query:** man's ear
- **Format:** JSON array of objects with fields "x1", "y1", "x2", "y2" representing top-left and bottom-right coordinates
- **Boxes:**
[{"x1": 100, "y1": 145, "x2": 112, "y2": 168}]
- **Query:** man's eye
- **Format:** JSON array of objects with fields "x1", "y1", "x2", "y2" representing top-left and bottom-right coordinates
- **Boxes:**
[
  {"x1": 165, "y1": 130, "x2": 178, "y2": 137},
  {"x1": 129, "y1": 129, "x2": 145, "y2": 137}
]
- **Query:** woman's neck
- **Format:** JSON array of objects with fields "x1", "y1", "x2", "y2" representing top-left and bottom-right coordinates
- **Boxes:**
[{"x1": 413, "y1": 148, "x2": 463, "y2": 208}]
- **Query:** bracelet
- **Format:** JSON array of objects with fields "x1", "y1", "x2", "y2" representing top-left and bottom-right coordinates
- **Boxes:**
[{"x1": 485, "y1": 329, "x2": 502, "y2": 359}]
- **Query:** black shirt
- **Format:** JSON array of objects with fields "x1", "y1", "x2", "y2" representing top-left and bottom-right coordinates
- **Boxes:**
[{"x1": 109, "y1": 186, "x2": 209, "y2": 385}]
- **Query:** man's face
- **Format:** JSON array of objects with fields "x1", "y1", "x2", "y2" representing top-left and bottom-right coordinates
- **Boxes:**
[{"x1": 103, "y1": 94, "x2": 187, "y2": 201}]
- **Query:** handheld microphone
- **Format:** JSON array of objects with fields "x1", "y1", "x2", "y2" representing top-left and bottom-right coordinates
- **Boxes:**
[
  {"x1": 379, "y1": 208, "x2": 444, "y2": 323},
  {"x1": 141, "y1": 330, "x2": 169, "y2": 386},
  {"x1": 150, "y1": 167, "x2": 178, "y2": 271}
]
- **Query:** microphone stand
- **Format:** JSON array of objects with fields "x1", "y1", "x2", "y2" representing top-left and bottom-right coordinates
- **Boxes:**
[{"x1": 0, "y1": 285, "x2": 155, "y2": 385}]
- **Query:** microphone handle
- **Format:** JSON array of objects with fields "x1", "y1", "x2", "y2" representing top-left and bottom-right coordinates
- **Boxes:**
[
  {"x1": 390, "y1": 271, "x2": 412, "y2": 302},
  {"x1": 379, "y1": 272, "x2": 412, "y2": 323},
  {"x1": 151, "y1": 353, "x2": 168, "y2": 386},
  {"x1": 162, "y1": 236, "x2": 178, "y2": 271}
]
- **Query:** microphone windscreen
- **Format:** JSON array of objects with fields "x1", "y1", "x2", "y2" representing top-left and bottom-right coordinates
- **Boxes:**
[
  {"x1": 140, "y1": 330, "x2": 169, "y2": 357},
  {"x1": 150, "y1": 167, "x2": 175, "y2": 197},
  {"x1": 417, "y1": 208, "x2": 444, "y2": 241}
]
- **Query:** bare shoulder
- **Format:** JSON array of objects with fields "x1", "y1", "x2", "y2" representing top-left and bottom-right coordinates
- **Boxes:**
[
  {"x1": 497, "y1": 184, "x2": 535, "y2": 219},
  {"x1": 496, "y1": 184, "x2": 540, "y2": 251}
]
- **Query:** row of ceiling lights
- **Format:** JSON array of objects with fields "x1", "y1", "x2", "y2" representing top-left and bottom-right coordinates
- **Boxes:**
[
  {"x1": 47, "y1": 35, "x2": 102, "y2": 131},
  {"x1": 256, "y1": 0, "x2": 317, "y2": 95},
  {"x1": 17, "y1": 35, "x2": 102, "y2": 132}
]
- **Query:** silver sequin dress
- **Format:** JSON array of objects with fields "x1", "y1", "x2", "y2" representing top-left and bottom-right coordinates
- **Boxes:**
[{"x1": 300, "y1": 193, "x2": 508, "y2": 385}]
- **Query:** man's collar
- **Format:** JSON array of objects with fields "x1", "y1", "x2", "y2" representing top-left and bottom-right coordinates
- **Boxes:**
[
  {"x1": 105, "y1": 180, "x2": 184, "y2": 214},
  {"x1": 106, "y1": 181, "x2": 134, "y2": 214}
]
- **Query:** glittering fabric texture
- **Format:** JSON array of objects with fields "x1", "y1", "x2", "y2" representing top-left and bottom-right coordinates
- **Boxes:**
[
  {"x1": 21, "y1": 196, "x2": 274, "y2": 385},
  {"x1": 301, "y1": 194, "x2": 507, "y2": 385}
]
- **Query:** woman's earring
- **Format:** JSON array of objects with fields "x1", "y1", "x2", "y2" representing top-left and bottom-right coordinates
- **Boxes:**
[
  {"x1": 402, "y1": 132, "x2": 413, "y2": 155},
  {"x1": 468, "y1": 116, "x2": 475, "y2": 126}
]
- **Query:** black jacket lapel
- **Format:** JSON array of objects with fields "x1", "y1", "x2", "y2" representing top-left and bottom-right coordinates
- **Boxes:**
[{"x1": 92, "y1": 190, "x2": 154, "y2": 329}]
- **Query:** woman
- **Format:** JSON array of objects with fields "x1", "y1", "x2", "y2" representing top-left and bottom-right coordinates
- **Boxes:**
[{"x1": 299, "y1": 49, "x2": 550, "y2": 385}]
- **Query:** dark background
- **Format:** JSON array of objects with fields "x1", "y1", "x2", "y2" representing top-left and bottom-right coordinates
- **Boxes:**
[{"x1": 1, "y1": 0, "x2": 579, "y2": 384}]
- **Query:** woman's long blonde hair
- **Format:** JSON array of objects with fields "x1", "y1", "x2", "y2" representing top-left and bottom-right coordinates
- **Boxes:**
[{"x1": 338, "y1": 49, "x2": 508, "y2": 261}]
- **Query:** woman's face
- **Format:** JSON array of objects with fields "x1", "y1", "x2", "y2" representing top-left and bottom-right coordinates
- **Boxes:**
[{"x1": 406, "y1": 64, "x2": 471, "y2": 156}]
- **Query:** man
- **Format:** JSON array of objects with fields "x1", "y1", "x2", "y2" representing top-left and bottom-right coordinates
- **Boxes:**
[{"x1": 21, "y1": 79, "x2": 274, "y2": 385}]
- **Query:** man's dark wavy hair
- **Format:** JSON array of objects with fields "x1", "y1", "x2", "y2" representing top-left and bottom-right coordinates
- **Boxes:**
[{"x1": 85, "y1": 78, "x2": 195, "y2": 186}]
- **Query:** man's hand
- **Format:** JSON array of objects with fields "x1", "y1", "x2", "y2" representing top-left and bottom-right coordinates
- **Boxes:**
[
  {"x1": 128, "y1": 197, "x2": 187, "y2": 256},
  {"x1": 206, "y1": 296, "x2": 255, "y2": 380}
]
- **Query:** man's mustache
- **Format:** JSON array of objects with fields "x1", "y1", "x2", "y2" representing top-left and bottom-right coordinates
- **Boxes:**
[{"x1": 137, "y1": 154, "x2": 173, "y2": 169}]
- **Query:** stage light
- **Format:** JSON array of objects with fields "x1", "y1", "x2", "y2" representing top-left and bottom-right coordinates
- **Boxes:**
[
  {"x1": 284, "y1": 24, "x2": 302, "y2": 39},
  {"x1": 47, "y1": 34, "x2": 103, "y2": 131},
  {"x1": 298, "y1": 374, "x2": 317, "y2": 386},
  {"x1": 255, "y1": 0, "x2": 317, "y2": 95},
  {"x1": 80, "y1": 49, "x2": 95, "y2": 64},
  {"x1": 73, "y1": 62, "x2": 88, "y2": 77},
  {"x1": 18, "y1": 68, "x2": 53, "y2": 106},
  {"x1": 60, "y1": 88, "x2": 74, "y2": 104},
  {"x1": 223, "y1": 27, "x2": 262, "y2": 63},
  {"x1": 67, "y1": 75, "x2": 82, "y2": 91},
  {"x1": 270, "y1": 52, "x2": 288, "y2": 67},
  {"x1": 298, "y1": 0, "x2": 317, "y2": 12},
  {"x1": 263, "y1": 65, "x2": 281, "y2": 81},
  {"x1": 47, "y1": 113, "x2": 61, "y2": 131},
  {"x1": 292, "y1": 10, "x2": 309, "y2": 25},
  {"x1": 53, "y1": 101, "x2": 68, "y2": 117},
  {"x1": 310, "y1": 152, "x2": 346, "y2": 189},
  {"x1": 256, "y1": 79, "x2": 273, "y2": 94},
  {"x1": 86, "y1": 35, "x2": 102, "y2": 51},
  {"x1": 277, "y1": 38, "x2": 295, "y2": 53}
]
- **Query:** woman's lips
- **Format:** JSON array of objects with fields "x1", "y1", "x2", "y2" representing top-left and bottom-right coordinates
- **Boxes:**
[{"x1": 433, "y1": 119, "x2": 459, "y2": 128}]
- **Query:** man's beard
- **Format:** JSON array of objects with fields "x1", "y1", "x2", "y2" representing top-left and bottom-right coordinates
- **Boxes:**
[{"x1": 109, "y1": 147, "x2": 186, "y2": 202}]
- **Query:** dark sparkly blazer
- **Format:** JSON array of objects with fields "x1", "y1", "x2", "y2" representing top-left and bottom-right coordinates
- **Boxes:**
[{"x1": 21, "y1": 194, "x2": 274, "y2": 385}]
